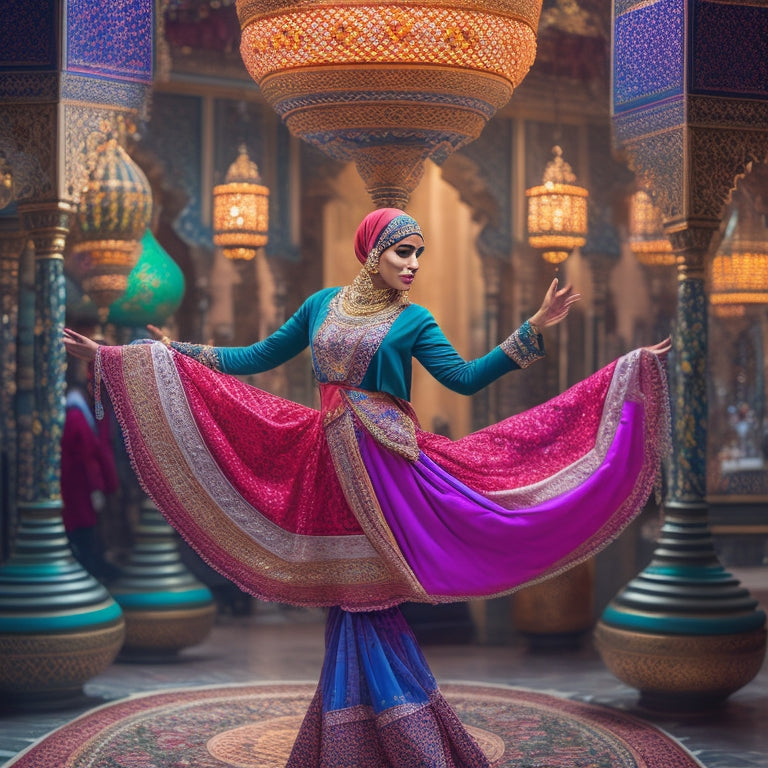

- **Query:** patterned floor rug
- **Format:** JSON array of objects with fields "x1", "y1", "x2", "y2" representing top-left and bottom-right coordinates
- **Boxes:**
[{"x1": 8, "y1": 682, "x2": 702, "y2": 768}]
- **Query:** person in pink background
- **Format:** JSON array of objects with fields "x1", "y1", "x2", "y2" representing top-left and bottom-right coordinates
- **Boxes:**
[{"x1": 61, "y1": 387, "x2": 119, "y2": 582}]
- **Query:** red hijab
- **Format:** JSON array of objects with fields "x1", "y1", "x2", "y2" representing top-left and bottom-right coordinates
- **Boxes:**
[{"x1": 354, "y1": 208, "x2": 423, "y2": 265}]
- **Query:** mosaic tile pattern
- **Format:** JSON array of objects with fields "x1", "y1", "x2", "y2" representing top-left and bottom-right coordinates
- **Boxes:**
[
  {"x1": 66, "y1": 0, "x2": 153, "y2": 82},
  {"x1": 143, "y1": 92, "x2": 210, "y2": 248},
  {"x1": 613, "y1": 0, "x2": 684, "y2": 113}
]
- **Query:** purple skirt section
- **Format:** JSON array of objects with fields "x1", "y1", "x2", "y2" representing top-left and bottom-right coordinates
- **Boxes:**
[
  {"x1": 359, "y1": 401, "x2": 646, "y2": 597},
  {"x1": 286, "y1": 607, "x2": 489, "y2": 768}
]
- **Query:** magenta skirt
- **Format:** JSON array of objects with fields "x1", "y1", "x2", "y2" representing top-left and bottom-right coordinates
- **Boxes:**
[{"x1": 97, "y1": 343, "x2": 668, "y2": 611}]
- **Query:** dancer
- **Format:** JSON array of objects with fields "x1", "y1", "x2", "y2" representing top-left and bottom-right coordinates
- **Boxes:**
[{"x1": 64, "y1": 208, "x2": 670, "y2": 767}]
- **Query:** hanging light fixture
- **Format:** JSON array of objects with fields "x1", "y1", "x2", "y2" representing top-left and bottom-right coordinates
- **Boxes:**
[
  {"x1": 212, "y1": 145, "x2": 269, "y2": 261},
  {"x1": 628, "y1": 189, "x2": 675, "y2": 267},
  {"x1": 710, "y1": 190, "x2": 768, "y2": 317},
  {"x1": 526, "y1": 146, "x2": 588, "y2": 264},
  {"x1": 70, "y1": 138, "x2": 153, "y2": 320},
  {"x1": 235, "y1": 0, "x2": 543, "y2": 208}
]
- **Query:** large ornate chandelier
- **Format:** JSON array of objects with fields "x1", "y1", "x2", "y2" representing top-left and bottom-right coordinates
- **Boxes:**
[{"x1": 236, "y1": 0, "x2": 543, "y2": 208}]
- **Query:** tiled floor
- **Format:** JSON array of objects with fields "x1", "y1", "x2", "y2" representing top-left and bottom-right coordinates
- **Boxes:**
[{"x1": 1, "y1": 596, "x2": 766, "y2": 768}]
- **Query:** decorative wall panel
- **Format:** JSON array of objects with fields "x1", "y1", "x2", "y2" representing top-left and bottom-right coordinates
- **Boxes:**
[
  {"x1": 691, "y1": 0, "x2": 768, "y2": 98},
  {"x1": 0, "y1": 0, "x2": 57, "y2": 70},
  {"x1": 142, "y1": 93, "x2": 208, "y2": 247},
  {"x1": 66, "y1": 0, "x2": 153, "y2": 83},
  {"x1": 613, "y1": 0, "x2": 684, "y2": 113}
]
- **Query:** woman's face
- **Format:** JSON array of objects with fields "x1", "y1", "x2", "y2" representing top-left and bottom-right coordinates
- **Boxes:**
[{"x1": 371, "y1": 234, "x2": 424, "y2": 292}]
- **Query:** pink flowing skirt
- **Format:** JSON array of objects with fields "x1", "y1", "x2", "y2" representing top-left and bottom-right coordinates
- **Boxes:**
[{"x1": 98, "y1": 343, "x2": 668, "y2": 611}]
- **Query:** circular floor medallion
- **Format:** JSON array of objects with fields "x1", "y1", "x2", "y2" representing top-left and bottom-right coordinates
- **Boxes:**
[{"x1": 5, "y1": 682, "x2": 703, "y2": 768}]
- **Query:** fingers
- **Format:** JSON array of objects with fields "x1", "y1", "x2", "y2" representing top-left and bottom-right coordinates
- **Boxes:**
[
  {"x1": 146, "y1": 324, "x2": 164, "y2": 339},
  {"x1": 643, "y1": 337, "x2": 672, "y2": 356},
  {"x1": 62, "y1": 328, "x2": 98, "y2": 361},
  {"x1": 545, "y1": 277, "x2": 559, "y2": 300},
  {"x1": 63, "y1": 327, "x2": 88, "y2": 343}
]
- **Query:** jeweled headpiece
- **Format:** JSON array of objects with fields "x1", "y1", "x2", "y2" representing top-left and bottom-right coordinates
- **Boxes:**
[{"x1": 354, "y1": 208, "x2": 423, "y2": 268}]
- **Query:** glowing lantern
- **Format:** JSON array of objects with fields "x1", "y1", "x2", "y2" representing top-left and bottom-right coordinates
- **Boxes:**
[
  {"x1": 710, "y1": 192, "x2": 768, "y2": 317},
  {"x1": 628, "y1": 189, "x2": 675, "y2": 267},
  {"x1": 213, "y1": 145, "x2": 269, "y2": 261},
  {"x1": 526, "y1": 146, "x2": 588, "y2": 264}
]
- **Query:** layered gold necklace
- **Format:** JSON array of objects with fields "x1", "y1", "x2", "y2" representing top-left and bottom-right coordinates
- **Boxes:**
[{"x1": 341, "y1": 269, "x2": 409, "y2": 317}]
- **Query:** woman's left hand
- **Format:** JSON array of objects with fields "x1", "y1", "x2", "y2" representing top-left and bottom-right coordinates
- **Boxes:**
[
  {"x1": 644, "y1": 337, "x2": 672, "y2": 357},
  {"x1": 529, "y1": 278, "x2": 582, "y2": 331},
  {"x1": 62, "y1": 328, "x2": 100, "y2": 361}
]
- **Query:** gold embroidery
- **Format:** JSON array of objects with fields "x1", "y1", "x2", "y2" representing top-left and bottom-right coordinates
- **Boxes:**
[
  {"x1": 324, "y1": 409, "x2": 428, "y2": 601},
  {"x1": 312, "y1": 291, "x2": 405, "y2": 387},
  {"x1": 500, "y1": 320, "x2": 545, "y2": 369},
  {"x1": 341, "y1": 269, "x2": 409, "y2": 317}
]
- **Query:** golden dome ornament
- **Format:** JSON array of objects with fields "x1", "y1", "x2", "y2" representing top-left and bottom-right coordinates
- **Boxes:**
[
  {"x1": 213, "y1": 145, "x2": 269, "y2": 261},
  {"x1": 70, "y1": 138, "x2": 153, "y2": 320},
  {"x1": 526, "y1": 145, "x2": 588, "y2": 265}
]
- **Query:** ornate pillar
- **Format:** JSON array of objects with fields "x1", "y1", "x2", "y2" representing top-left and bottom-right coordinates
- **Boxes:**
[
  {"x1": 110, "y1": 501, "x2": 215, "y2": 660},
  {"x1": 0, "y1": 0, "x2": 154, "y2": 701},
  {"x1": 595, "y1": 0, "x2": 768, "y2": 710},
  {"x1": 19, "y1": 203, "x2": 73, "y2": 500},
  {"x1": 0, "y1": 221, "x2": 24, "y2": 561},
  {"x1": 0, "y1": 202, "x2": 125, "y2": 703}
]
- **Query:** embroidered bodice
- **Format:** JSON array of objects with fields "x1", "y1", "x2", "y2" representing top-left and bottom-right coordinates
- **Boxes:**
[{"x1": 312, "y1": 292, "x2": 406, "y2": 387}]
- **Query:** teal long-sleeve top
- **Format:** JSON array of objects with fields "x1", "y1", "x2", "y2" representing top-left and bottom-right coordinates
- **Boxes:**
[{"x1": 175, "y1": 287, "x2": 543, "y2": 402}]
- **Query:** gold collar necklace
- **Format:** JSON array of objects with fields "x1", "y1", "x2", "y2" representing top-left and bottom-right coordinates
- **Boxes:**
[{"x1": 341, "y1": 269, "x2": 409, "y2": 317}]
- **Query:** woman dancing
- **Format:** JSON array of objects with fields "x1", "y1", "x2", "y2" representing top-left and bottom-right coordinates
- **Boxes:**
[{"x1": 64, "y1": 207, "x2": 670, "y2": 768}]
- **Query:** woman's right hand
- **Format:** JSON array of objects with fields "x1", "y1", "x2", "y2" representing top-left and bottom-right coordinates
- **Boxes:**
[{"x1": 62, "y1": 328, "x2": 99, "y2": 362}]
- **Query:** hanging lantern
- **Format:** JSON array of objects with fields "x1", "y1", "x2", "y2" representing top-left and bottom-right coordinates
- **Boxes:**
[
  {"x1": 212, "y1": 145, "x2": 269, "y2": 261},
  {"x1": 70, "y1": 138, "x2": 153, "y2": 320},
  {"x1": 235, "y1": 0, "x2": 543, "y2": 208},
  {"x1": 628, "y1": 189, "x2": 675, "y2": 267},
  {"x1": 526, "y1": 146, "x2": 588, "y2": 264},
  {"x1": 710, "y1": 192, "x2": 768, "y2": 317},
  {"x1": 108, "y1": 229, "x2": 186, "y2": 327}
]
